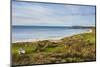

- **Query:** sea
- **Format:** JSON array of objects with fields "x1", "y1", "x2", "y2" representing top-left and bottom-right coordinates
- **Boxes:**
[{"x1": 12, "y1": 26, "x2": 89, "y2": 42}]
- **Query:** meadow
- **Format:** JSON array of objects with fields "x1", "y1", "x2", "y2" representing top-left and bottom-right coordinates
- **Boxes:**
[{"x1": 12, "y1": 28, "x2": 96, "y2": 66}]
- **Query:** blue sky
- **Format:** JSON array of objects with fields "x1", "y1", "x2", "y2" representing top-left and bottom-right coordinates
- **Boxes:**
[{"x1": 12, "y1": 1, "x2": 96, "y2": 26}]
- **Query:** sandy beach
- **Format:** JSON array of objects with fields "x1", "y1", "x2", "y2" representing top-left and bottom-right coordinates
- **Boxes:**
[{"x1": 12, "y1": 29, "x2": 92, "y2": 43}]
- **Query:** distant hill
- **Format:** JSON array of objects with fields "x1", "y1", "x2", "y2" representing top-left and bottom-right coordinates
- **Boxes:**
[{"x1": 71, "y1": 26, "x2": 95, "y2": 29}]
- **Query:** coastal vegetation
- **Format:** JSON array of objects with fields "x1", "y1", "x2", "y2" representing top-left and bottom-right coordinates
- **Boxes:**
[{"x1": 12, "y1": 28, "x2": 96, "y2": 66}]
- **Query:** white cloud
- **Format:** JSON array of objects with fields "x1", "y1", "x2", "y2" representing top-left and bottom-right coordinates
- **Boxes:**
[{"x1": 12, "y1": 1, "x2": 95, "y2": 26}]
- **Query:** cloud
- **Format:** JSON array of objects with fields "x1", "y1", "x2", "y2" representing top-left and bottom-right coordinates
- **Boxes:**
[{"x1": 12, "y1": 1, "x2": 95, "y2": 26}]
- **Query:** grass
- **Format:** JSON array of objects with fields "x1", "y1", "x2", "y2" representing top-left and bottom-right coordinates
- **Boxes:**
[{"x1": 12, "y1": 28, "x2": 96, "y2": 66}]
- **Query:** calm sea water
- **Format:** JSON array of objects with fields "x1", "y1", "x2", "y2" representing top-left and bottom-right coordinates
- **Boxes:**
[{"x1": 12, "y1": 26, "x2": 89, "y2": 42}]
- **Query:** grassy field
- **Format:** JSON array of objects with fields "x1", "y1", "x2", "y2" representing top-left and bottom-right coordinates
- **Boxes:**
[{"x1": 12, "y1": 28, "x2": 96, "y2": 66}]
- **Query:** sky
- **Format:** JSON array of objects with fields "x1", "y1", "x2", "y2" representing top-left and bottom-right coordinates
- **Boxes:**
[{"x1": 12, "y1": 1, "x2": 96, "y2": 26}]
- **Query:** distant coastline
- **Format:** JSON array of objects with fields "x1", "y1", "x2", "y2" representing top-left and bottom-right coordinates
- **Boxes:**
[{"x1": 12, "y1": 25, "x2": 95, "y2": 29}]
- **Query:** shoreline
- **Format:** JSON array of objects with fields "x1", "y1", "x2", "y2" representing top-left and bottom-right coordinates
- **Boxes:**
[
  {"x1": 12, "y1": 37, "x2": 61, "y2": 43},
  {"x1": 12, "y1": 29, "x2": 92, "y2": 43}
]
